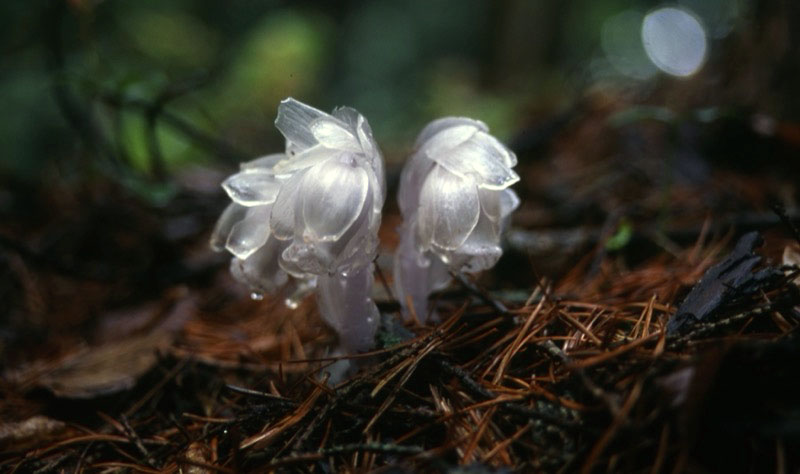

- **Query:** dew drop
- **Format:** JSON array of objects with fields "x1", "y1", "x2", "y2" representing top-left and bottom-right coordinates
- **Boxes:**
[
  {"x1": 284, "y1": 297, "x2": 300, "y2": 310},
  {"x1": 250, "y1": 291, "x2": 264, "y2": 301},
  {"x1": 283, "y1": 278, "x2": 314, "y2": 310}
]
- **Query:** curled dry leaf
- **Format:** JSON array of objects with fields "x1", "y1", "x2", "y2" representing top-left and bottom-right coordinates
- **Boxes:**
[
  {"x1": 0, "y1": 416, "x2": 67, "y2": 451},
  {"x1": 37, "y1": 331, "x2": 172, "y2": 398}
]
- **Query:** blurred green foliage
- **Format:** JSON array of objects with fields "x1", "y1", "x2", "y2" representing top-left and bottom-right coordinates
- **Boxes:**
[
  {"x1": 0, "y1": 0, "x2": 759, "y2": 186},
  {"x1": 0, "y1": 0, "x2": 532, "y2": 181}
]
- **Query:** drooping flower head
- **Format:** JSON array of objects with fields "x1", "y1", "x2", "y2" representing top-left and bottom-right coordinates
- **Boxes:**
[
  {"x1": 394, "y1": 117, "x2": 519, "y2": 322},
  {"x1": 211, "y1": 98, "x2": 385, "y2": 352}
]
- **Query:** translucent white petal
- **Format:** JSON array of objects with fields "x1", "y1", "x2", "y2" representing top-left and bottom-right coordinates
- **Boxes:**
[
  {"x1": 333, "y1": 106, "x2": 382, "y2": 179},
  {"x1": 356, "y1": 115, "x2": 378, "y2": 161},
  {"x1": 281, "y1": 186, "x2": 375, "y2": 276},
  {"x1": 415, "y1": 117, "x2": 488, "y2": 149},
  {"x1": 334, "y1": 232, "x2": 377, "y2": 272},
  {"x1": 332, "y1": 106, "x2": 360, "y2": 130},
  {"x1": 449, "y1": 211, "x2": 502, "y2": 273},
  {"x1": 365, "y1": 165, "x2": 385, "y2": 229},
  {"x1": 285, "y1": 141, "x2": 304, "y2": 158},
  {"x1": 358, "y1": 130, "x2": 386, "y2": 220},
  {"x1": 475, "y1": 130, "x2": 517, "y2": 167},
  {"x1": 480, "y1": 187, "x2": 520, "y2": 224},
  {"x1": 419, "y1": 124, "x2": 480, "y2": 158},
  {"x1": 225, "y1": 205, "x2": 272, "y2": 259},
  {"x1": 277, "y1": 248, "x2": 314, "y2": 279},
  {"x1": 310, "y1": 118, "x2": 362, "y2": 153},
  {"x1": 327, "y1": 188, "x2": 377, "y2": 271},
  {"x1": 361, "y1": 121, "x2": 384, "y2": 189},
  {"x1": 229, "y1": 236, "x2": 288, "y2": 292},
  {"x1": 447, "y1": 246, "x2": 502, "y2": 274},
  {"x1": 397, "y1": 151, "x2": 435, "y2": 217},
  {"x1": 479, "y1": 187, "x2": 502, "y2": 222},
  {"x1": 505, "y1": 148, "x2": 518, "y2": 167},
  {"x1": 500, "y1": 188, "x2": 520, "y2": 219},
  {"x1": 272, "y1": 145, "x2": 333, "y2": 175},
  {"x1": 417, "y1": 166, "x2": 480, "y2": 251},
  {"x1": 210, "y1": 203, "x2": 247, "y2": 251},
  {"x1": 274, "y1": 98, "x2": 328, "y2": 151},
  {"x1": 280, "y1": 242, "x2": 331, "y2": 275},
  {"x1": 222, "y1": 170, "x2": 281, "y2": 206},
  {"x1": 499, "y1": 188, "x2": 519, "y2": 233},
  {"x1": 436, "y1": 136, "x2": 520, "y2": 190},
  {"x1": 270, "y1": 171, "x2": 305, "y2": 240},
  {"x1": 332, "y1": 107, "x2": 383, "y2": 193},
  {"x1": 240, "y1": 153, "x2": 285, "y2": 171},
  {"x1": 301, "y1": 158, "x2": 369, "y2": 242}
]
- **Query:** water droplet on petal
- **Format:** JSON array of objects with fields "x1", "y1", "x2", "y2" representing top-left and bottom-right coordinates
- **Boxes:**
[
  {"x1": 250, "y1": 291, "x2": 264, "y2": 301},
  {"x1": 284, "y1": 297, "x2": 300, "y2": 310}
]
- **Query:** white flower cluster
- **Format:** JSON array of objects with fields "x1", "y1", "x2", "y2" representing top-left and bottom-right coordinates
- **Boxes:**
[
  {"x1": 210, "y1": 98, "x2": 385, "y2": 352},
  {"x1": 394, "y1": 118, "x2": 519, "y2": 322},
  {"x1": 212, "y1": 100, "x2": 519, "y2": 351}
]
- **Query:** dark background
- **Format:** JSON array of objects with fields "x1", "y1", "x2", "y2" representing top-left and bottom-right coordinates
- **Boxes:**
[
  {"x1": 4, "y1": 0, "x2": 797, "y2": 182},
  {"x1": 2, "y1": 2, "x2": 800, "y2": 472},
  {"x1": 2, "y1": 0, "x2": 799, "y2": 354}
]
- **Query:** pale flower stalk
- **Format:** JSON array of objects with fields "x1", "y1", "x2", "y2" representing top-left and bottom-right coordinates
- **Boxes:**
[
  {"x1": 394, "y1": 117, "x2": 519, "y2": 322},
  {"x1": 211, "y1": 98, "x2": 385, "y2": 353}
]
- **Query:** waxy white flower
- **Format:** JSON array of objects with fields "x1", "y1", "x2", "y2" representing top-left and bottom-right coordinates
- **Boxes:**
[
  {"x1": 394, "y1": 117, "x2": 519, "y2": 322},
  {"x1": 211, "y1": 98, "x2": 385, "y2": 352}
]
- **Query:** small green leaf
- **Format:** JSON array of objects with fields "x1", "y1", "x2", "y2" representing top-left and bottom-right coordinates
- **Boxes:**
[{"x1": 605, "y1": 219, "x2": 633, "y2": 251}]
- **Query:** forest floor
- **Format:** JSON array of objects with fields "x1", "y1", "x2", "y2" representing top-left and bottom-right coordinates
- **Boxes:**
[{"x1": 2, "y1": 93, "x2": 800, "y2": 473}]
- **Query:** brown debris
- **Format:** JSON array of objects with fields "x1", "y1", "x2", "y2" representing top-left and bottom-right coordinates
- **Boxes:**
[
  {"x1": 2, "y1": 214, "x2": 798, "y2": 473},
  {"x1": 2, "y1": 88, "x2": 800, "y2": 472},
  {"x1": 32, "y1": 331, "x2": 172, "y2": 399},
  {"x1": 0, "y1": 416, "x2": 67, "y2": 452}
]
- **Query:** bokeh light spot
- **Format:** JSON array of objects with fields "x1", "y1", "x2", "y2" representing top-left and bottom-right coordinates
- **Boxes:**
[
  {"x1": 601, "y1": 10, "x2": 657, "y2": 80},
  {"x1": 641, "y1": 7, "x2": 707, "y2": 77}
]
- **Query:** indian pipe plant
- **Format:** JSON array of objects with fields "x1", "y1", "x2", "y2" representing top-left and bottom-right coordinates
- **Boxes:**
[{"x1": 211, "y1": 98, "x2": 518, "y2": 355}]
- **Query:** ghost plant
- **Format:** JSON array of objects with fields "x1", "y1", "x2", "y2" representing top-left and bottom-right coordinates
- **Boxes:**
[
  {"x1": 211, "y1": 100, "x2": 518, "y2": 351},
  {"x1": 394, "y1": 117, "x2": 519, "y2": 322},
  {"x1": 210, "y1": 98, "x2": 385, "y2": 353}
]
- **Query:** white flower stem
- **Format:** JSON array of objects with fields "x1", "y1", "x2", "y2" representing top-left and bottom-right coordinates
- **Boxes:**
[{"x1": 317, "y1": 263, "x2": 379, "y2": 353}]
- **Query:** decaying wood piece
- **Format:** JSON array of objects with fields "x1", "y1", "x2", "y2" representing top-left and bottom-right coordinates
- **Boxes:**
[{"x1": 667, "y1": 231, "x2": 782, "y2": 334}]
